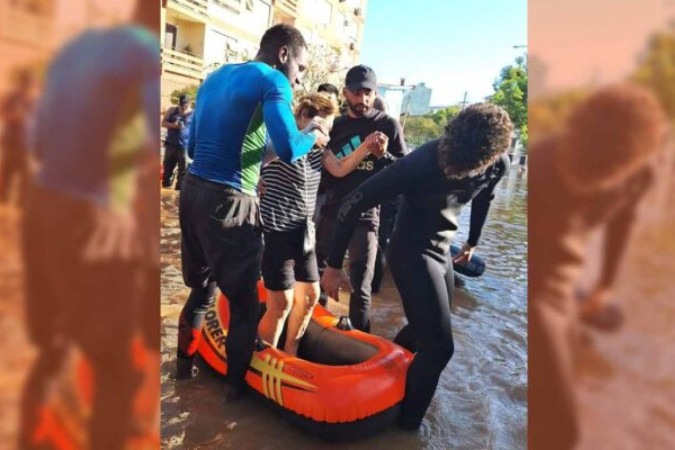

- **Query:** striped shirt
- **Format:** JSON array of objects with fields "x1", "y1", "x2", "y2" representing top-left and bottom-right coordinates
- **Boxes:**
[{"x1": 260, "y1": 148, "x2": 323, "y2": 232}]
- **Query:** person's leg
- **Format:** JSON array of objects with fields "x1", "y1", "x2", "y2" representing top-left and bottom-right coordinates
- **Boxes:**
[
  {"x1": 530, "y1": 296, "x2": 580, "y2": 449},
  {"x1": 389, "y1": 241, "x2": 455, "y2": 430},
  {"x1": 285, "y1": 244, "x2": 321, "y2": 355},
  {"x1": 0, "y1": 153, "x2": 13, "y2": 204},
  {"x1": 259, "y1": 230, "x2": 296, "y2": 348},
  {"x1": 200, "y1": 187, "x2": 263, "y2": 393},
  {"x1": 285, "y1": 281, "x2": 319, "y2": 356},
  {"x1": 176, "y1": 175, "x2": 215, "y2": 378},
  {"x1": 162, "y1": 144, "x2": 179, "y2": 188},
  {"x1": 175, "y1": 147, "x2": 187, "y2": 190},
  {"x1": 315, "y1": 212, "x2": 335, "y2": 307},
  {"x1": 346, "y1": 223, "x2": 378, "y2": 332},
  {"x1": 19, "y1": 186, "x2": 70, "y2": 447},
  {"x1": 258, "y1": 289, "x2": 293, "y2": 347}
]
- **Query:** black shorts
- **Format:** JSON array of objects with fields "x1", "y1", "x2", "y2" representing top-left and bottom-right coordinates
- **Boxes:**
[
  {"x1": 179, "y1": 173, "x2": 263, "y2": 299},
  {"x1": 262, "y1": 227, "x2": 319, "y2": 291}
]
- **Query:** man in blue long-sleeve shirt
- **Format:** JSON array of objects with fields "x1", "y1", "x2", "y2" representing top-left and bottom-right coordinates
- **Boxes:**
[{"x1": 177, "y1": 24, "x2": 329, "y2": 395}]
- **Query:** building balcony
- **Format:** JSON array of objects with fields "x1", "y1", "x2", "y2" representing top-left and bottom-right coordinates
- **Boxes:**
[
  {"x1": 211, "y1": 0, "x2": 243, "y2": 14},
  {"x1": 274, "y1": 0, "x2": 299, "y2": 18},
  {"x1": 167, "y1": 0, "x2": 209, "y2": 22},
  {"x1": 161, "y1": 47, "x2": 205, "y2": 80},
  {"x1": 0, "y1": 5, "x2": 56, "y2": 49}
]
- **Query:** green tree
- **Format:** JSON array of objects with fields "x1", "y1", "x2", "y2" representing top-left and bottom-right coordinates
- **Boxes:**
[
  {"x1": 401, "y1": 106, "x2": 461, "y2": 149},
  {"x1": 168, "y1": 85, "x2": 200, "y2": 108},
  {"x1": 429, "y1": 105, "x2": 461, "y2": 126},
  {"x1": 403, "y1": 116, "x2": 443, "y2": 148},
  {"x1": 489, "y1": 54, "x2": 528, "y2": 152},
  {"x1": 633, "y1": 30, "x2": 675, "y2": 119},
  {"x1": 297, "y1": 44, "x2": 346, "y2": 98}
]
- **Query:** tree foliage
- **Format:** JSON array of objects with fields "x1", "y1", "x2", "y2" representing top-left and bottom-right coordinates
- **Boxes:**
[
  {"x1": 297, "y1": 44, "x2": 346, "y2": 98},
  {"x1": 489, "y1": 54, "x2": 528, "y2": 152},
  {"x1": 402, "y1": 106, "x2": 461, "y2": 149},
  {"x1": 168, "y1": 85, "x2": 200, "y2": 107},
  {"x1": 633, "y1": 30, "x2": 675, "y2": 119}
]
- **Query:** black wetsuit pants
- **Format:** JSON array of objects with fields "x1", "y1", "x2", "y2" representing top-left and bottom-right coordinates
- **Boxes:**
[
  {"x1": 179, "y1": 173, "x2": 263, "y2": 390},
  {"x1": 388, "y1": 235, "x2": 455, "y2": 429}
]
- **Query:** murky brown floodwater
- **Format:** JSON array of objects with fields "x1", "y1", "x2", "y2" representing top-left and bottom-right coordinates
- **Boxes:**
[{"x1": 160, "y1": 169, "x2": 528, "y2": 449}]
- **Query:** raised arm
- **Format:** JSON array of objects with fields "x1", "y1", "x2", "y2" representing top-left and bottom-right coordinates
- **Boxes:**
[
  {"x1": 262, "y1": 71, "x2": 322, "y2": 164},
  {"x1": 321, "y1": 157, "x2": 412, "y2": 298},
  {"x1": 161, "y1": 107, "x2": 178, "y2": 129},
  {"x1": 322, "y1": 133, "x2": 377, "y2": 177}
]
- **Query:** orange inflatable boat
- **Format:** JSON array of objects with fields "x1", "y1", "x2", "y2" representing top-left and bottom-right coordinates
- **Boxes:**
[{"x1": 197, "y1": 282, "x2": 413, "y2": 440}]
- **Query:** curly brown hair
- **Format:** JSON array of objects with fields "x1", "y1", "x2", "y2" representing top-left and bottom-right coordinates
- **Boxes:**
[
  {"x1": 438, "y1": 103, "x2": 513, "y2": 179},
  {"x1": 557, "y1": 82, "x2": 666, "y2": 193}
]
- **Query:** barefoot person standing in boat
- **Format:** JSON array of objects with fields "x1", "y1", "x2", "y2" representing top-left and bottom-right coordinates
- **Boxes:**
[
  {"x1": 322, "y1": 103, "x2": 512, "y2": 430},
  {"x1": 258, "y1": 93, "x2": 386, "y2": 356}
]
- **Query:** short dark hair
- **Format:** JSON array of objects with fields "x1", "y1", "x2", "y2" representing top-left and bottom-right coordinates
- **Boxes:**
[
  {"x1": 438, "y1": 103, "x2": 513, "y2": 179},
  {"x1": 317, "y1": 83, "x2": 339, "y2": 97},
  {"x1": 259, "y1": 24, "x2": 307, "y2": 58}
]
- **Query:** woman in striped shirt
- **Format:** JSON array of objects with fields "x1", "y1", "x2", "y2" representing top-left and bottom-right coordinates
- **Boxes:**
[{"x1": 258, "y1": 93, "x2": 386, "y2": 356}]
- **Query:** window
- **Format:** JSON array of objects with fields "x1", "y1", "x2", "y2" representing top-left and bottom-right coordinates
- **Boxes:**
[
  {"x1": 164, "y1": 23, "x2": 178, "y2": 50},
  {"x1": 317, "y1": 0, "x2": 332, "y2": 27},
  {"x1": 345, "y1": 20, "x2": 358, "y2": 41},
  {"x1": 334, "y1": 11, "x2": 347, "y2": 35}
]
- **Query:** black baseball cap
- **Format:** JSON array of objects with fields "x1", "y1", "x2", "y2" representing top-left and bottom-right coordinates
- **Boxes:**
[
  {"x1": 179, "y1": 94, "x2": 190, "y2": 105},
  {"x1": 345, "y1": 65, "x2": 377, "y2": 92}
]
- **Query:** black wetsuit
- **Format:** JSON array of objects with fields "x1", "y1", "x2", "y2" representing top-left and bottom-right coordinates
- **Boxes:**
[{"x1": 327, "y1": 140, "x2": 509, "y2": 429}]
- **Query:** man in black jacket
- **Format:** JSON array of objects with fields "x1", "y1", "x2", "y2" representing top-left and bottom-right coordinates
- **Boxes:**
[{"x1": 316, "y1": 65, "x2": 407, "y2": 332}]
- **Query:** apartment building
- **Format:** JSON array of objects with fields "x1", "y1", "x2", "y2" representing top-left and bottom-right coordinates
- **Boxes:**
[
  {"x1": 161, "y1": 0, "x2": 368, "y2": 108},
  {"x1": 0, "y1": 0, "x2": 127, "y2": 92}
]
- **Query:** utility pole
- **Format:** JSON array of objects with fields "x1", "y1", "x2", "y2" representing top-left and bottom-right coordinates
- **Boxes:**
[{"x1": 460, "y1": 91, "x2": 468, "y2": 110}]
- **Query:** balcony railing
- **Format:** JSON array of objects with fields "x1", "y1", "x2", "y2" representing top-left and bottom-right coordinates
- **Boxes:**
[
  {"x1": 211, "y1": 0, "x2": 242, "y2": 13},
  {"x1": 161, "y1": 47, "x2": 205, "y2": 80},
  {"x1": 168, "y1": 0, "x2": 209, "y2": 20},
  {"x1": 275, "y1": 0, "x2": 299, "y2": 17}
]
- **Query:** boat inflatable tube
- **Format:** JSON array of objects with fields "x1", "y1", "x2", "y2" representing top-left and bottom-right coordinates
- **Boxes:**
[
  {"x1": 450, "y1": 243, "x2": 486, "y2": 277},
  {"x1": 197, "y1": 283, "x2": 413, "y2": 441}
]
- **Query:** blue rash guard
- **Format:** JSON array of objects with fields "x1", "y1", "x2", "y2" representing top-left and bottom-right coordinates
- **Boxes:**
[{"x1": 187, "y1": 62, "x2": 317, "y2": 196}]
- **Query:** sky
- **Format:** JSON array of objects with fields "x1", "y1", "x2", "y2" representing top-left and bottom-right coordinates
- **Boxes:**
[
  {"x1": 529, "y1": 0, "x2": 672, "y2": 97},
  {"x1": 360, "y1": 0, "x2": 528, "y2": 106}
]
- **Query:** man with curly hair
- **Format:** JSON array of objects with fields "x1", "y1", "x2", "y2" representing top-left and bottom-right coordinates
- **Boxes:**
[{"x1": 321, "y1": 103, "x2": 512, "y2": 430}]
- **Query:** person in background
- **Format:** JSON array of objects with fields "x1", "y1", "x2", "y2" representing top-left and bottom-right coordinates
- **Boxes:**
[
  {"x1": 317, "y1": 82, "x2": 339, "y2": 105},
  {"x1": 161, "y1": 94, "x2": 192, "y2": 190},
  {"x1": 0, "y1": 69, "x2": 36, "y2": 207}
]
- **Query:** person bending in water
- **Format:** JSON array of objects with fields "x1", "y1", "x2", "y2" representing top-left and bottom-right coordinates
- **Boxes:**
[
  {"x1": 258, "y1": 93, "x2": 386, "y2": 356},
  {"x1": 322, "y1": 103, "x2": 511, "y2": 430}
]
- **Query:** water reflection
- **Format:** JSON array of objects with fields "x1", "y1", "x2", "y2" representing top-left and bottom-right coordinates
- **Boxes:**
[{"x1": 160, "y1": 169, "x2": 528, "y2": 449}]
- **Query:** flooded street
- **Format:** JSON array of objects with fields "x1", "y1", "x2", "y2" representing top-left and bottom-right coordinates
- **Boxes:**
[{"x1": 160, "y1": 168, "x2": 528, "y2": 449}]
